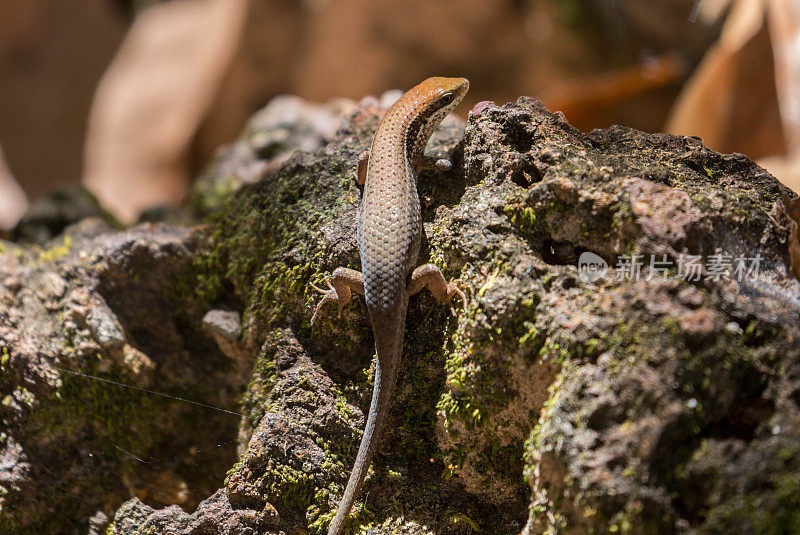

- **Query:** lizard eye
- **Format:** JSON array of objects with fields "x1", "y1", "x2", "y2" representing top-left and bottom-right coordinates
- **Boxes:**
[{"x1": 438, "y1": 92, "x2": 454, "y2": 106}]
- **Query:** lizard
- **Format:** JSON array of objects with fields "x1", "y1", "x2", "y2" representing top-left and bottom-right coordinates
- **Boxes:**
[{"x1": 310, "y1": 76, "x2": 470, "y2": 535}]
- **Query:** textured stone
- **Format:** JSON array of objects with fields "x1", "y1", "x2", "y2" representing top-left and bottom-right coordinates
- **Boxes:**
[{"x1": 4, "y1": 91, "x2": 799, "y2": 534}]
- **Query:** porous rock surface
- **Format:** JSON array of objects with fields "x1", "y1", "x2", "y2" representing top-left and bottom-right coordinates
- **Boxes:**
[
  {"x1": 0, "y1": 219, "x2": 249, "y2": 533},
  {"x1": 2, "y1": 92, "x2": 799, "y2": 534}
]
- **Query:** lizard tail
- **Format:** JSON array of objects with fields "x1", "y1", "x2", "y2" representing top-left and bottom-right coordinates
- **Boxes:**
[{"x1": 327, "y1": 311, "x2": 405, "y2": 535}]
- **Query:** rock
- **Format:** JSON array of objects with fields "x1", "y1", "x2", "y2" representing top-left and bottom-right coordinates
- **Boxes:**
[
  {"x1": 120, "y1": 344, "x2": 156, "y2": 382},
  {"x1": 224, "y1": 330, "x2": 360, "y2": 529},
  {"x1": 190, "y1": 93, "x2": 358, "y2": 220},
  {"x1": 10, "y1": 185, "x2": 116, "y2": 245},
  {"x1": 87, "y1": 510, "x2": 110, "y2": 535},
  {"x1": 85, "y1": 300, "x2": 126, "y2": 351},
  {"x1": 0, "y1": 221, "x2": 245, "y2": 532},
  {"x1": 111, "y1": 489, "x2": 273, "y2": 535},
  {"x1": 202, "y1": 309, "x2": 248, "y2": 365},
  {"x1": 189, "y1": 93, "x2": 798, "y2": 534},
  {"x1": 4, "y1": 90, "x2": 800, "y2": 534}
]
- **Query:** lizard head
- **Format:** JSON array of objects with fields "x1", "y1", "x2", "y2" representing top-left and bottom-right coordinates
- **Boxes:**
[
  {"x1": 404, "y1": 76, "x2": 469, "y2": 159},
  {"x1": 421, "y1": 76, "x2": 470, "y2": 112}
]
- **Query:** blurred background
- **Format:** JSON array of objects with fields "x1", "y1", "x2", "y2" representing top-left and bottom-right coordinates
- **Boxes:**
[{"x1": 0, "y1": 0, "x2": 797, "y2": 230}]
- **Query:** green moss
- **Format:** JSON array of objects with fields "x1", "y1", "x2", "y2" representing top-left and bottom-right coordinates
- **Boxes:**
[
  {"x1": 611, "y1": 199, "x2": 635, "y2": 230},
  {"x1": 520, "y1": 275, "x2": 800, "y2": 533},
  {"x1": 265, "y1": 464, "x2": 317, "y2": 511},
  {"x1": 190, "y1": 169, "x2": 241, "y2": 220},
  {"x1": 38, "y1": 235, "x2": 72, "y2": 263},
  {"x1": 186, "y1": 152, "x2": 362, "y2": 354},
  {"x1": 246, "y1": 260, "x2": 318, "y2": 337},
  {"x1": 239, "y1": 350, "x2": 278, "y2": 432},
  {"x1": 607, "y1": 500, "x2": 644, "y2": 534},
  {"x1": 0, "y1": 356, "x2": 209, "y2": 533},
  {"x1": 524, "y1": 365, "x2": 569, "y2": 478},
  {"x1": 503, "y1": 197, "x2": 569, "y2": 240},
  {"x1": 707, "y1": 479, "x2": 800, "y2": 534},
  {"x1": 436, "y1": 304, "x2": 488, "y2": 435},
  {"x1": 307, "y1": 490, "x2": 369, "y2": 535},
  {"x1": 30, "y1": 365, "x2": 161, "y2": 460},
  {"x1": 0, "y1": 241, "x2": 27, "y2": 261}
]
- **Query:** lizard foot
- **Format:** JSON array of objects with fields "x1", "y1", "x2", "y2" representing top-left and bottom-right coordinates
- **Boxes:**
[
  {"x1": 309, "y1": 268, "x2": 364, "y2": 325},
  {"x1": 310, "y1": 277, "x2": 342, "y2": 325},
  {"x1": 446, "y1": 278, "x2": 468, "y2": 315},
  {"x1": 408, "y1": 264, "x2": 468, "y2": 316}
]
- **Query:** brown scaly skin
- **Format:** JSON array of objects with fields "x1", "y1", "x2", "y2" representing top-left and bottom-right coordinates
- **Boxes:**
[{"x1": 310, "y1": 77, "x2": 469, "y2": 535}]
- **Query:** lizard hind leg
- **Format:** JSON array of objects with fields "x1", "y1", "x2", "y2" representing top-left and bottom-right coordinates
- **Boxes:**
[
  {"x1": 407, "y1": 263, "x2": 467, "y2": 311},
  {"x1": 310, "y1": 267, "x2": 365, "y2": 325}
]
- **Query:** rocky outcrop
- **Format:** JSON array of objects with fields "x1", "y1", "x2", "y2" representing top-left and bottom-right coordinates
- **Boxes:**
[
  {"x1": 2, "y1": 92, "x2": 799, "y2": 534},
  {"x1": 0, "y1": 220, "x2": 249, "y2": 532}
]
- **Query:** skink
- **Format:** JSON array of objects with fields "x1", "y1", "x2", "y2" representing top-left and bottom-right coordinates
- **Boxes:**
[{"x1": 311, "y1": 76, "x2": 469, "y2": 535}]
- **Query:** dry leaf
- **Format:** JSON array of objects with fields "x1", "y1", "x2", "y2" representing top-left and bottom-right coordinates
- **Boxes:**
[
  {"x1": 83, "y1": 0, "x2": 248, "y2": 222},
  {"x1": 0, "y1": 146, "x2": 28, "y2": 231},
  {"x1": 666, "y1": 0, "x2": 786, "y2": 159}
]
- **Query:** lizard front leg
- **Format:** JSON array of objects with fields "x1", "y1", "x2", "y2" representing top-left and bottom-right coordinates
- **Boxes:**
[
  {"x1": 407, "y1": 263, "x2": 466, "y2": 309},
  {"x1": 310, "y1": 267, "x2": 365, "y2": 325}
]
